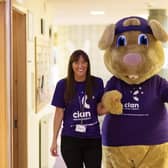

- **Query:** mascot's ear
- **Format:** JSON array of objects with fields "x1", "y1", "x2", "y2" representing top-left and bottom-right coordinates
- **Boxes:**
[
  {"x1": 98, "y1": 24, "x2": 115, "y2": 50},
  {"x1": 149, "y1": 19, "x2": 168, "y2": 42}
]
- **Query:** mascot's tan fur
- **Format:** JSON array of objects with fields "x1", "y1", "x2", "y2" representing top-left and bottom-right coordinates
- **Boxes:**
[{"x1": 99, "y1": 16, "x2": 168, "y2": 168}]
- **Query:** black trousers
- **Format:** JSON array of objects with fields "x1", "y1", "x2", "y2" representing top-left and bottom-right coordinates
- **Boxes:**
[{"x1": 61, "y1": 136, "x2": 102, "y2": 168}]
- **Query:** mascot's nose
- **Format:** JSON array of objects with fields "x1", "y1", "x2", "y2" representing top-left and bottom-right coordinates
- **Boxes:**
[{"x1": 123, "y1": 53, "x2": 142, "y2": 66}]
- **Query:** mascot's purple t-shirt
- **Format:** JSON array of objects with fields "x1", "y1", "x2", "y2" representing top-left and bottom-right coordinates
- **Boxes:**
[
  {"x1": 102, "y1": 75, "x2": 168, "y2": 146},
  {"x1": 51, "y1": 76, "x2": 104, "y2": 138}
]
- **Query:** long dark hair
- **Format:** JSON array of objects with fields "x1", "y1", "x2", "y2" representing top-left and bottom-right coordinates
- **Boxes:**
[{"x1": 64, "y1": 49, "x2": 94, "y2": 103}]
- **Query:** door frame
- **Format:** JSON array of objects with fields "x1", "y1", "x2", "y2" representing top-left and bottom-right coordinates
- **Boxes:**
[{"x1": 0, "y1": 1, "x2": 8, "y2": 167}]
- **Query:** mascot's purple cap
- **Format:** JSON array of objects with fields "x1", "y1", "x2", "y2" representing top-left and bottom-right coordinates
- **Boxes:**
[{"x1": 115, "y1": 16, "x2": 153, "y2": 35}]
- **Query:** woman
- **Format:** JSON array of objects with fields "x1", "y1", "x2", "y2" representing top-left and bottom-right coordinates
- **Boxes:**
[{"x1": 50, "y1": 49, "x2": 104, "y2": 168}]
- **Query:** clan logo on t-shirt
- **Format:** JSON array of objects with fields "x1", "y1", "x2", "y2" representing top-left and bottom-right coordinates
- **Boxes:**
[
  {"x1": 73, "y1": 94, "x2": 92, "y2": 121},
  {"x1": 124, "y1": 87, "x2": 144, "y2": 111}
]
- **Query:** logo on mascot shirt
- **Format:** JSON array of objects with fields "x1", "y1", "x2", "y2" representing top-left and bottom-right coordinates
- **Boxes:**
[
  {"x1": 123, "y1": 87, "x2": 149, "y2": 116},
  {"x1": 124, "y1": 87, "x2": 144, "y2": 111}
]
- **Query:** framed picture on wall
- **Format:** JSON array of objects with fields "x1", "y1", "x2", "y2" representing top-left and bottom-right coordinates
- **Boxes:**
[
  {"x1": 34, "y1": 36, "x2": 52, "y2": 112},
  {"x1": 40, "y1": 18, "x2": 45, "y2": 35},
  {"x1": 49, "y1": 26, "x2": 52, "y2": 38}
]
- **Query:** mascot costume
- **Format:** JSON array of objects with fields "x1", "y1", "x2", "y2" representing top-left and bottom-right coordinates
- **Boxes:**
[{"x1": 99, "y1": 16, "x2": 168, "y2": 168}]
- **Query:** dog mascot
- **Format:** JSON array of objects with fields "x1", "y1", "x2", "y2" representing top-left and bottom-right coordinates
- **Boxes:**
[{"x1": 99, "y1": 16, "x2": 168, "y2": 168}]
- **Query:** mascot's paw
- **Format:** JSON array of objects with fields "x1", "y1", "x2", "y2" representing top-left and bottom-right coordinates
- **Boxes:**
[{"x1": 102, "y1": 90, "x2": 123, "y2": 115}]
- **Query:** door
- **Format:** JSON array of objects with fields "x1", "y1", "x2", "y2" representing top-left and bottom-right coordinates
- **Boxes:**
[{"x1": 12, "y1": 8, "x2": 27, "y2": 168}]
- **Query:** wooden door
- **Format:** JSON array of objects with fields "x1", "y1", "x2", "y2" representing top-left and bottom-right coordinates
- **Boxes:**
[{"x1": 12, "y1": 8, "x2": 27, "y2": 168}]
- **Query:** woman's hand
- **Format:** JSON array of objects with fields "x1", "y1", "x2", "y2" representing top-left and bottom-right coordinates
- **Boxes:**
[
  {"x1": 50, "y1": 107, "x2": 64, "y2": 157},
  {"x1": 97, "y1": 102, "x2": 109, "y2": 115},
  {"x1": 50, "y1": 140, "x2": 58, "y2": 157}
]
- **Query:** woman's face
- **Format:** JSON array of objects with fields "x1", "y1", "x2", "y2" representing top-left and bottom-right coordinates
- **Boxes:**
[{"x1": 72, "y1": 55, "x2": 88, "y2": 81}]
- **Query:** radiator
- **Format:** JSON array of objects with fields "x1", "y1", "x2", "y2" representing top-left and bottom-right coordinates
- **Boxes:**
[{"x1": 39, "y1": 114, "x2": 51, "y2": 168}]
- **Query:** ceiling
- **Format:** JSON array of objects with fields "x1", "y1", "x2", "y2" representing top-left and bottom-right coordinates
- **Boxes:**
[{"x1": 47, "y1": 0, "x2": 168, "y2": 25}]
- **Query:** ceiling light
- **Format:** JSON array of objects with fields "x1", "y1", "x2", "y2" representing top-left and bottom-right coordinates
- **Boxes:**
[
  {"x1": 16, "y1": 0, "x2": 24, "y2": 3},
  {"x1": 90, "y1": 11, "x2": 105, "y2": 15}
]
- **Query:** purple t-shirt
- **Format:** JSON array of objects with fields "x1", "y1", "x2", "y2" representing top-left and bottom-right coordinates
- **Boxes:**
[
  {"x1": 102, "y1": 75, "x2": 168, "y2": 146},
  {"x1": 51, "y1": 76, "x2": 104, "y2": 138}
]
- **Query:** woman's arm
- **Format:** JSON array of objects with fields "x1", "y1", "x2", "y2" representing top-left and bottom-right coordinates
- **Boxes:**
[{"x1": 50, "y1": 107, "x2": 64, "y2": 156}]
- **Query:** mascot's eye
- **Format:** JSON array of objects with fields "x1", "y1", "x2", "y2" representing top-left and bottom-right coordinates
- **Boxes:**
[
  {"x1": 138, "y1": 34, "x2": 148, "y2": 46},
  {"x1": 116, "y1": 35, "x2": 127, "y2": 47}
]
